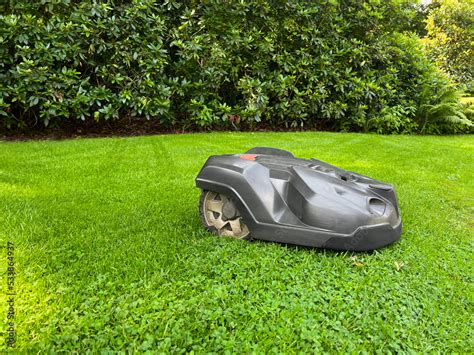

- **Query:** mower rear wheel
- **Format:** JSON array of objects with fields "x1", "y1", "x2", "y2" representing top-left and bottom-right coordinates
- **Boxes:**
[{"x1": 199, "y1": 190, "x2": 250, "y2": 239}]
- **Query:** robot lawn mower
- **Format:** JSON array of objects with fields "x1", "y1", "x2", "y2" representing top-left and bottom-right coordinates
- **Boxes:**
[{"x1": 196, "y1": 147, "x2": 402, "y2": 251}]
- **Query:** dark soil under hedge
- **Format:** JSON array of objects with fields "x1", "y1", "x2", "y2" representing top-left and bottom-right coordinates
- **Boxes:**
[
  {"x1": 0, "y1": 118, "x2": 174, "y2": 141},
  {"x1": 0, "y1": 118, "x2": 329, "y2": 141}
]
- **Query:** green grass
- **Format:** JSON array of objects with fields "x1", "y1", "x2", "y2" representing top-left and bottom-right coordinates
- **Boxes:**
[{"x1": 0, "y1": 132, "x2": 473, "y2": 352}]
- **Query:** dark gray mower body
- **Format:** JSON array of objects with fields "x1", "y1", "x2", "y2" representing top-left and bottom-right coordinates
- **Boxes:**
[{"x1": 196, "y1": 147, "x2": 402, "y2": 251}]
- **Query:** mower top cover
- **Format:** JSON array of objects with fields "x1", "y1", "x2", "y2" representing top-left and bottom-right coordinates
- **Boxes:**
[{"x1": 196, "y1": 147, "x2": 402, "y2": 251}]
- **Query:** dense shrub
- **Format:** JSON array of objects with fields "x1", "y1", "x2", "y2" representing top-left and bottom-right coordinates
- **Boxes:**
[
  {"x1": 0, "y1": 0, "x2": 470, "y2": 133},
  {"x1": 0, "y1": 1, "x2": 170, "y2": 128},
  {"x1": 423, "y1": 0, "x2": 474, "y2": 93}
]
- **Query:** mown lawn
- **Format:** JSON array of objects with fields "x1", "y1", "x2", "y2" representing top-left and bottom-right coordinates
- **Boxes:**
[{"x1": 0, "y1": 132, "x2": 472, "y2": 352}]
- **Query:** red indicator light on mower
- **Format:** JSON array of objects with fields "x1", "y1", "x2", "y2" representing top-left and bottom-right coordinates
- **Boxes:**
[{"x1": 240, "y1": 154, "x2": 257, "y2": 161}]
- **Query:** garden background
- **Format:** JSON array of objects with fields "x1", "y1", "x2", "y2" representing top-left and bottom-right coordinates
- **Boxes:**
[{"x1": 1, "y1": 0, "x2": 473, "y2": 135}]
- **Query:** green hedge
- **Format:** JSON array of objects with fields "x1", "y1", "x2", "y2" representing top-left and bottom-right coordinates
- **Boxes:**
[{"x1": 0, "y1": 0, "x2": 471, "y2": 133}]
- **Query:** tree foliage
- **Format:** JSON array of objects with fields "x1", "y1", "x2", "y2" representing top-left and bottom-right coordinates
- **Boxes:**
[
  {"x1": 0, "y1": 0, "x2": 470, "y2": 133},
  {"x1": 423, "y1": 0, "x2": 474, "y2": 92}
]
